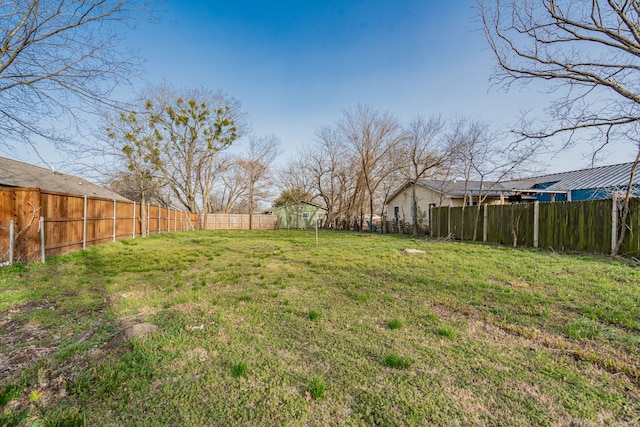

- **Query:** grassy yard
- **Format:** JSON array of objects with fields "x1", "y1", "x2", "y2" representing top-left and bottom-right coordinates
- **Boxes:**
[{"x1": 1, "y1": 230, "x2": 639, "y2": 426}]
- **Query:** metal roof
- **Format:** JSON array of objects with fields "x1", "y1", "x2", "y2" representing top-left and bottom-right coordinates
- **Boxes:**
[
  {"x1": 503, "y1": 162, "x2": 638, "y2": 191},
  {"x1": 262, "y1": 200, "x2": 327, "y2": 214},
  {"x1": 0, "y1": 156, "x2": 131, "y2": 201},
  {"x1": 385, "y1": 179, "x2": 511, "y2": 204},
  {"x1": 416, "y1": 179, "x2": 511, "y2": 194}
]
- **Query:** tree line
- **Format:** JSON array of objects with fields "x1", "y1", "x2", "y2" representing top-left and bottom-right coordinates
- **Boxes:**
[
  {"x1": 97, "y1": 89, "x2": 538, "y2": 238},
  {"x1": 276, "y1": 106, "x2": 536, "y2": 236}
]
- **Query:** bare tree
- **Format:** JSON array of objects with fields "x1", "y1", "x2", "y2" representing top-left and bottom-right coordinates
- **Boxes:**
[
  {"x1": 200, "y1": 154, "x2": 234, "y2": 214},
  {"x1": 0, "y1": 0, "x2": 155, "y2": 153},
  {"x1": 93, "y1": 85, "x2": 243, "y2": 221},
  {"x1": 401, "y1": 115, "x2": 449, "y2": 236},
  {"x1": 378, "y1": 161, "x2": 405, "y2": 233},
  {"x1": 237, "y1": 135, "x2": 281, "y2": 229},
  {"x1": 479, "y1": 0, "x2": 640, "y2": 256},
  {"x1": 339, "y1": 104, "x2": 404, "y2": 231},
  {"x1": 306, "y1": 127, "x2": 350, "y2": 228},
  {"x1": 274, "y1": 155, "x2": 316, "y2": 207},
  {"x1": 210, "y1": 157, "x2": 248, "y2": 213},
  {"x1": 451, "y1": 117, "x2": 536, "y2": 241}
]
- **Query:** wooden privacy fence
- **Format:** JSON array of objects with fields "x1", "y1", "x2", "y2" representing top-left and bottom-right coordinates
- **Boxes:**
[
  {"x1": 0, "y1": 188, "x2": 198, "y2": 265},
  {"x1": 201, "y1": 214, "x2": 278, "y2": 230},
  {"x1": 430, "y1": 197, "x2": 640, "y2": 256}
]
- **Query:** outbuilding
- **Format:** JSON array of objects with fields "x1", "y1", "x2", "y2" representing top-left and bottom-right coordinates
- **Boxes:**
[{"x1": 263, "y1": 201, "x2": 327, "y2": 229}]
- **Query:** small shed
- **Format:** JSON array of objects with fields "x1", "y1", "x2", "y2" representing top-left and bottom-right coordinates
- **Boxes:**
[{"x1": 264, "y1": 201, "x2": 327, "y2": 229}]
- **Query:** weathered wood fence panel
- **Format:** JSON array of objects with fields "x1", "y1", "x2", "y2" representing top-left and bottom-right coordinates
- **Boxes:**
[
  {"x1": 486, "y1": 203, "x2": 536, "y2": 248},
  {"x1": 201, "y1": 214, "x2": 278, "y2": 230},
  {"x1": 0, "y1": 189, "x2": 42, "y2": 263},
  {"x1": 1, "y1": 188, "x2": 198, "y2": 264},
  {"x1": 431, "y1": 198, "x2": 640, "y2": 256},
  {"x1": 537, "y1": 200, "x2": 612, "y2": 253},
  {"x1": 446, "y1": 206, "x2": 479, "y2": 241},
  {"x1": 620, "y1": 198, "x2": 640, "y2": 256}
]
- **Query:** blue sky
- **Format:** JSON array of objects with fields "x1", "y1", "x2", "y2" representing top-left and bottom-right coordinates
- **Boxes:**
[{"x1": 12, "y1": 0, "x2": 637, "y2": 173}]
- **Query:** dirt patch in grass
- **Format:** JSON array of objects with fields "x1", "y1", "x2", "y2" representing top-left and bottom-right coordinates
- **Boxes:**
[
  {"x1": 432, "y1": 301, "x2": 640, "y2": 389},
  {"x1": 0, "y1": 302, "x2": 57, "y2": 377}
]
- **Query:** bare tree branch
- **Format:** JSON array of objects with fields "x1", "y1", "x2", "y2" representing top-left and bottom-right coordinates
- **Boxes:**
[
  {"x1": 480, "y1": 0, "x2": 640, "y2": 255},
  {"x1": 0, "y1": 0, "x2": 157, "y2": 150}
]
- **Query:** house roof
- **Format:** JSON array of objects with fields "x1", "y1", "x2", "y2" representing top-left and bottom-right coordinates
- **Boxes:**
[
  {"x1": 0, "y1": 156, "x2": 130, "y2": 201},
  {"x1": 503, "y1": 162, "x2": 638, "y2": 192},
  {"x1": 263, "y1": 200, "x2": 327, "y2": 214},
  {"x1": 386, "y1": 179, "x2": 510, "y2": 203},
  {"x1": 416, "y1": 179, "x2": 511, "y2": 195}
]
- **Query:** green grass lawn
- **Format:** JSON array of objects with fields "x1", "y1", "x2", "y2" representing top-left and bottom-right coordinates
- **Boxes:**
[{"x1": 1, "y1": 230, "x2": 639, "y2": 426}]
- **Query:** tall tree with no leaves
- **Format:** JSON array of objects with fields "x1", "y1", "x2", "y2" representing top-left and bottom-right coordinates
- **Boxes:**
[
  {"x1": 402, "y1": 115, "x2": 449, "y2": 236},
  {"x1": 306, "y1": 127, "x2": 349, "y2": 228},
  {"x1": 479, "y1": 0, "x2": 640, "y2": 256},
  {"x1": 450, "y1": 117, "x2": 537, "y2": 242},
  {"x1": 237, "y1": 135, "x2": 281, "y2": 229},
  {"x1": 275, "y1": 155, "x2": 316, "y2": 207},
  {"x1": 0, "y1": 0, "x2": 154, "y2": 153},
  {"x1": 339, "y1": 104, "x2": 404, "y2": 231}
]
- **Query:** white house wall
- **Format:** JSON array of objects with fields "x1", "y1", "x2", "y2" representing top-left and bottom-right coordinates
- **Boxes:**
[
  {"x1": 386, "y1": 185, "x2": 453, "y2": 227},
  {"x1": 386, "y1": 184, "x2": 504, "y2": 227}
]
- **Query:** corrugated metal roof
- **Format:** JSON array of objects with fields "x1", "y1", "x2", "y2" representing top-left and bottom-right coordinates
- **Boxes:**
[
  {"x1": 503, "y1": 162, "x2": 638, "y2": 191},
  {"x1": 0, "y1": 156, "x2": 131, "y2": 201}
]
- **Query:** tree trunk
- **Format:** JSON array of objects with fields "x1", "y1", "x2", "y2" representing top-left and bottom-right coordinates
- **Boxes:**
[
  {"x1": 460, "y1": 198, "x2": 466, "y2": 241},
  {"x1": 249, "y1": 184, "x2": 254, "y2": 230},
  {"x1": 472, "y1": 202, "x2": 482, "y2": 242},
  {"x1": 612, "y1": 150, "x2": 640, "y2": 256},
  {"x1": 140, "y1": 193, "x2": 147, "y2": 237},
  {"x1": 369, "y1": 195, "x2": 374, "y2": 233},
  {"x1": 412, "y1": 182, "x2": 420, "y2": 237}
]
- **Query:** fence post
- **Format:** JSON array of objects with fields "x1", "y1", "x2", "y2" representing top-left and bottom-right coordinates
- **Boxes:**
[
  {"x1": 533, "y1": 201, "x2": 539, "y2": 249},
  {"x1": 611, "y1": 195, "x2": 618, "y2": 254},
  {"x1": 148, "y1": 203, "x2": 151, "y2": 235},
  {"x1": 447, "y1": 206, "x2": 451, "y2": 237},
  {"x1": 40, "y1": 216, "x2": 45, "y2": 263},
  {"x1": 483, "y1": 204, "x2": 488, "y2": 242},
  {"x1": 113, "y1": 199, "x2": 117, "y2": 242},
  {"x1": 158, "y1": 206, "x2": 161, "y2": 234},
  {"x1": 83, "y1": 195, "x2": 87, "y2": 250},
  {"x1": 132, "y1": 201, "x2": 136, "y2": 238},
  {"x1": 168, "y1": 208, "x2": 171, "y2": 232},
  {"x1": 9, "y1": 220, "x2": 14, "y2": 265}
]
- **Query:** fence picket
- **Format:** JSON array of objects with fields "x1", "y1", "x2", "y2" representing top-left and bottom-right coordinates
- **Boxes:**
[
  {"x1": 430, "y1": 197, "x2": 639, "y2": 255},
  {"x1": 0, "y1": 188, "x2": 200, "y2": 263}
]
